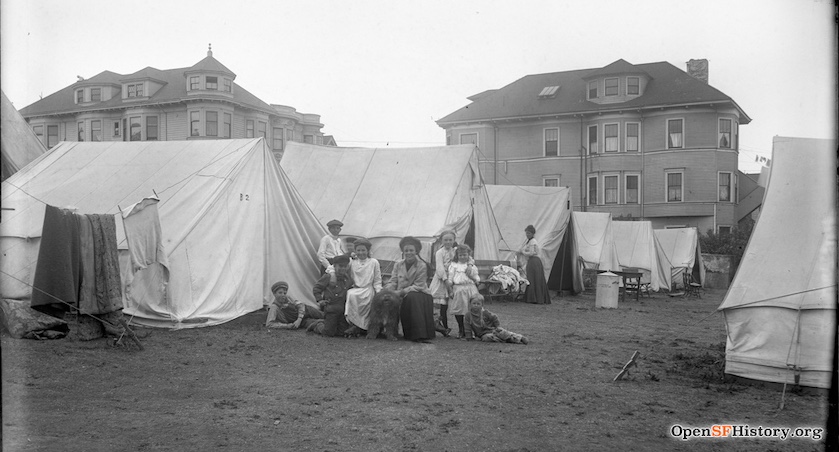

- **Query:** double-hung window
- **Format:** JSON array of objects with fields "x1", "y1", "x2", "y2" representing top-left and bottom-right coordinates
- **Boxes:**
[
  {"x1": 76, "y1": 90, "x2": 84, "y2": 103},
  {"x1": 625, "y1": 122, "x2": 639, "y2": 152},
  {"x1": 627, "y1": 77, "x2": 639, "y2": 95},
  {"x1": 146, "y1": 116, "x2": 158, "y2": 141},
  {"x1": 223, "y1": 113, "x2": 232, "y2": 138},
  {"x1": 667, "y1": 119, "x2": 683, "y2": 149},
  {"x1": 719, "y1": 119, "x2": 732, "y2": 149},
  {"x1": 190, "y1": 76, "x2": 200, "y2": 90},
  {"x1": 33, "y1": 125, "x2": 44, "y2": 145},
  {"x1": 605, "y1": 78, "x2": 619, "y2": 96},
  {"x1": 258, "y1": 122, "x2": 267, "y2": 139},
  {"x1": 273, "y1": 127, "x2": 284, "y2": 150},
  {"x1": 77, "y1": 122, "x2": 85, "y2": 141},
  {"x1": 91, "y1": 88, "x2": 101, "y2": 102},
  {"x1": 206, "y1": 111, "x2": 218, "y2": 136},
  {"x1": 666, "y1": 171, "x2": 683, "y2": 202},
  {"x1": 190, "y1": 111, "x2": 200, "y2": 137},
  {"x1": 130, "y1": 117, "x2": 142, "y2": 141},
  {"x1": 588, "y1": 125, "x2": 598, "y2": 154},
  {"x1": 604, "y1": 124, "x2": 618, "y2": 152},
  {"x1": 588, "y1": 81, "x2": 598, "y2": 99},
  {"x1": 47, "y1": 125, "x2": 59, "y2": 148},
  {"x1": 460, "y1": 133, "x2": 477, "y2": 145},
  {"x1": 223, "y1": 78, "x2": 232, "y2": 92},
  {"x1": 604, "y1": 175, "x2": 618, "y2": 204},
  {"x1": 588, "y1": 176, "x2": 598, "y2": 206},
  {"x1": 246, "y1": 120, "x2": 254, "y2": 138},
  {"x1": 718, "y1": 172, "x2": 732, "y2": 202},
  {"x1": 544, "y1": 128, "x2": 558, "y2": 156},
  {"x1": 91, "y1": 120, "x2": 102, "y2": 142},
  {"x1": 625, "y1": 175, "x2": 639, "y2": 204},
  {"x1": 206, "y1": 76, "x2": 218, "y2": 90}
]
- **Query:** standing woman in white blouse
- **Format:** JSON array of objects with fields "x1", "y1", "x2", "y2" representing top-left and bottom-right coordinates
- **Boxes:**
[{"x1": 517, "y1": 225, "x2": 551, "y2": 304}]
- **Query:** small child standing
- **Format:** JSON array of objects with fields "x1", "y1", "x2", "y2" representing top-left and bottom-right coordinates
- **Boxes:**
[
  {"x1": 429, "y1": 230, "x2": 457, "y2": 337},
  {"x1": 266, "y1": 281, "x2": 324, "y2": 330},
  {"x1": 464, "y1": 295, "x2": 529, "y2": 344},
  {"x1": 446, "y1": 244, "x2": 480, "y2": 339}
]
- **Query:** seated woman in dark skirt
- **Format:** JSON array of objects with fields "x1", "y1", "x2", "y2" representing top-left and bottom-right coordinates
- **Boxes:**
[
  {"x1": 385, "y1": 236, "x2": 435, "y2": 342},
  {"x1": 517, "y1": 225, "x2": 551, "y2": 305}
]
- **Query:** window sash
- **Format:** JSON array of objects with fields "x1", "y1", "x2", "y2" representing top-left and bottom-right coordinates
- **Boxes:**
[
  {"x1": 130, "y1": 117, "x2": 142, "y2": 141},
  {"x1": 719, "y1": 119, "x2": 732, "y2": 148},
  {"x1": 146, "y1": 116, "x2": 158, "y2": 141},
  {"x1": 544, "y1": 178, "x2": 558, "y2": 187},
  {"x1": 588, "y1": 177, "x2": 597, "y2": 206},
  {"x1": 604, "y1": 176, "x2": 618, "y2": 204},
  {"x1": 588, "y1": 125, "x2": 598, "y2": 154},
  {"x1": 246, "y1": 120, "x2": 254, "y2": 138},
  {"x1": 47, "y1": 125, "x2": 59, "y2": 148},
  {"x1": 258, "y1": 122, "x2": 267, "y2": 139},
  {"x1": 604, "y1": 124, "x2": 618, "y2": 152},
  {"x1": 460, "y1": 133, "x2": 477, "y2": 145},
  {"x1": 77, "y1": 122, "x2": 84, "y2": 141},
  {"x1": 223, "y1": 113, "x2": 232, "y2": 138},
  {"x1": 545, "y1": 128, "x2": 558, "y2": 156},
  {"x1": 206, "y1": 111, "x2": 218, "y2": 136},
  {"x1": 91, "y1": 88, "x2": 101, "y2": 102},
  {"x1": 719, "y1": 172, "x2": 731, "y2": 201},
  {"x1": 668, "y1": 119, "x2": 683, "y2": 148},
  {"x1": 190, "y1": 111, "x2": 200, "y2": 137},
  {"x1": 223, "y1": 79, "x2": 232, "y2": 92},
  {"x1": 190, "y1": 76, "x2": 199, "y2": 90},
  {"x1": 627, "y1": 77, "x2": 639, "y2": 95},
  {"x1": 605, "y1": 78, "x2": 619, "y2": 96},
  {"x1": 128, "y1": 85, "x2": 136, "y2": 97},
  {"x1": 76, "y1": 90, "x2": 84, "y2": 103},
  {"x1": 625, "y1": 175, "x2": 639, "y2": 204},
  {"x1": 91, "y1": 120, "x2": 102, "y2": 142},
  {"x1": 626, "y1": 123, "x2": 639, "y2": 151},
  {"x1": 588, "y1": 81, "x2": 597, "y2": 99},
  {"x1": 206, "y1": 76, "x2": 218, "y2": 90},
  {"x1": 273, "y1": 127, "x2": 284, "y2": 150},
  {"x1": 667, "y1": 173, "x2": 682, "y2": 202}
]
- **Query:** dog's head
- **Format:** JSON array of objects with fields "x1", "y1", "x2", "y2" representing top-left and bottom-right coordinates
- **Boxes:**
[{"x1": 373, "y1": 289, "x2": 401, "y2": 307}]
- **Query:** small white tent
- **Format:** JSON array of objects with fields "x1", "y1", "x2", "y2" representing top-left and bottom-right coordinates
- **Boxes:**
[
  {"x1": 611, "y1": 220, "x2": 672, "y2": 292},
  {"x1": 1, "y1": 139, "x2": 326, "y2": 328},
  {"x1": 1, "y1": 90, "x2": 47, "y2": 181},
  {"x1": 486, "y1": 185, "x2": 581, "y2": 293},
  {"x1": 571, "y1": 211, "x2": 620, "y2": 272},
  {"x1": 718, "y1": 137, "x2": 836, "y2": 389},
  {"x1": 654, "y1": 227, "x2": 705, "y2": 289},
  {"x1": 281, "y1": 142, "x2": 506, "y2": 261}
]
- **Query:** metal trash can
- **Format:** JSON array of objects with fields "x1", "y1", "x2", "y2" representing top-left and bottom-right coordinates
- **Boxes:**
[{"x1": 595, "y1": 271, "x2": 620, "y2": 309}]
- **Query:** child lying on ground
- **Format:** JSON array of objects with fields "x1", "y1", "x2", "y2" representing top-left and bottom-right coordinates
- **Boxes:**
[
  {"x1": 265, "y1": 281, "x2": 324, "y2": 330},
  {"x1": 463, "y1": 295, "x2": 529, "y2": 344}
]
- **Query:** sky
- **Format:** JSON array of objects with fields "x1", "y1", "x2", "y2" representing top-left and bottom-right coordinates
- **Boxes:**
[{"x1": 1, "y1": 0, "x2": 835, "y2": 174}]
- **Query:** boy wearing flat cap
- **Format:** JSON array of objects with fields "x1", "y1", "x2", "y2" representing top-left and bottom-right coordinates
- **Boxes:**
[
  {"x1": 317, "y1": 219, "x2": 346, "y2": 274},
  {"x1": 266, "y1": 281, "x2": 324, "y2": 329},
  {"x1": 312, "y1": 254, "x2": 354, "y2": 336}
]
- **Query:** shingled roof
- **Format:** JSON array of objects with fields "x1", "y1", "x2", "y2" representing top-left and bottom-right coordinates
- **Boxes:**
[
  {"x1": 19, "y1": 56, "x2": 266, "y2": 118},
  {"x1": 437, "y1": 60, "x2": 750, "y2": 125}
]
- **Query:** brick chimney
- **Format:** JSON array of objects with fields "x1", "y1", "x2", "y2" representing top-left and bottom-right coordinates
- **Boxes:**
[{"x1": 686, "y1": 59, "x2": 709, "y2": 83}]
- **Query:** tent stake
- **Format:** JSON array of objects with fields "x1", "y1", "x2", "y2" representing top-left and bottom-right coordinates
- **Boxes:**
[{"x1": 614, "y1": 350, "x2": 640, "y2": 381}]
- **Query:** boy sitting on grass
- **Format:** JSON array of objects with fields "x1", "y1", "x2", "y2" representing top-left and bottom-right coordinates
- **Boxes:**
[
  {"x1": 265, "y1": 281, "x2": 324, "y2": 330},
  {"x1": 464, "y1": 295, "x2": 529, "y2": 344}
]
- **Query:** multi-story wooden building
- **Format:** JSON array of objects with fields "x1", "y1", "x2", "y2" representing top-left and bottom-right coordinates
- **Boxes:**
[
  {"x1": 18, "y1": 47, "x2": 329, "y2": 162},
  {"x1": 437, "y1": 59, "x2": 751, "y2": 233}
]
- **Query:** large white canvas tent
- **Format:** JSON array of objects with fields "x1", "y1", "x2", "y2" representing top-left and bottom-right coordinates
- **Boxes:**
[
  {"x1": 654, "y1": 227, "x2": 705, "y2": 289},
  {"x1": 1, "y1": 90, "x2": 47, "y2": 181},
  {"x1": 1, "y1": 138, "x2": 326, "y2": 328},
  {"x1": 486, "y1": 185, "x2": 581, "y2": 293},
  {"x1": 718, "y1": 137, "x2": 837, "y2": 389},
  {"x1": 571, "y1": 211, "x2": 620, "y2": 272},
  {"x1": 611, "y1": 220, "x2": 672, "y2": 292},
  {"x1": 281, "y1": 142, "x2": 506, "y2": 261}
]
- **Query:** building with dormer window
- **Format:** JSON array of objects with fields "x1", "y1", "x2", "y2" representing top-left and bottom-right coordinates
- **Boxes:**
[
  {"x1": 437, "y1": 59, "x2": 751, "y2": 233},
  {"x1": 18, "y1": 47, "x2": 331, "y2": 162}
]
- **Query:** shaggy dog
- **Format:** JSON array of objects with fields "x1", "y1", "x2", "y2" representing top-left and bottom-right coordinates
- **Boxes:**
[{"x1": 366, "y1": 289, "x2": 402, "y2": 340}]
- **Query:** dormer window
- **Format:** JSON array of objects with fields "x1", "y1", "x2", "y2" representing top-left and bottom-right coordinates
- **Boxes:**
[
  {"x1": 538, "y1": 85, "x2": 560, "y2": 99},
  {"x1": 588, "y1": 81, "x2": 598, "y2": 99},
  {"x1": 127, "y1": 83, "x2": 143, "y2": 98},
  {"x1": 223, "y1": 78, "x2": 232, "y2": 92},
  {"x1": 605, "y1": 78, "x2": 619, "y2": 96},
  {"x1": 206, "y1": 76, "x2": 218, "y2": 90},
  {"x1": 76, "y1": 89, "x2": 84, "y2": 103},
  {"x1": 627, "y1": 77, "x2": 639, "y2": 95},
  {"x1": 91, "y1": 88, "x2": 101, "y2": 102},
  {"x1": 190, "y1": 76, "x2": 200, "y2": 90}
]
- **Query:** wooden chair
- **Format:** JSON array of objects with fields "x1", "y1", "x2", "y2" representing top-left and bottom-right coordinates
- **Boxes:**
[{"x1": 683, "y1": 271, "x2": 702, "y2": 298}]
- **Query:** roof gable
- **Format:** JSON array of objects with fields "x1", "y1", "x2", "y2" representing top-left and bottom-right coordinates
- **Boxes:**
[{"x1": 584, "y1": 59, "x2": 648, "y2": 79}]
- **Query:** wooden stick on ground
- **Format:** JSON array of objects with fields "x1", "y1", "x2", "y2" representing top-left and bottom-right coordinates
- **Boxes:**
[
  {"x1": 118, "y1": 317, "x2": 144, "y2": 351},
  {"x1": 613, "y1": 350, "x2": 640, "y2": 382}
]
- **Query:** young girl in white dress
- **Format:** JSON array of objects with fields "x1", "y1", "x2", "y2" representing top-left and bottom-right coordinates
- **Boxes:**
[
  {"x1": 344, "y1": 238, "x2": 382, "y2": 336},
  {"x1": 445, "y1": 244, "x2": 480, "y2": 339},
  {"x1": 428, "y1": 230, "x2": 457, "y2": 336}
]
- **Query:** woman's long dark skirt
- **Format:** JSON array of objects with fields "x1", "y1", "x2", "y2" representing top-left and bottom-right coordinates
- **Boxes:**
[
  {"x1": 525, "y1": 256, "x2": 551, "y2": 304},
  {"x1": 400, "y1": 292, "x2": 436, "y2": 341}
]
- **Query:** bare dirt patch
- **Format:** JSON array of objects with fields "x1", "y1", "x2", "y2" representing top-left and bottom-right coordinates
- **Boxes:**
[{"x1": 2, "y1": 289, "x2": 828, "y2": 451}]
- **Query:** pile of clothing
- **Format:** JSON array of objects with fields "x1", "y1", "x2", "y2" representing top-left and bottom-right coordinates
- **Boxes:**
[{"x1": 488, "y1": 265, "x2": 529, "y2": 291}]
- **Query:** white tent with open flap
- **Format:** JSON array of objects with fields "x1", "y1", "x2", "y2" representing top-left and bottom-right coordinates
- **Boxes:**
[
  {"x1": 571, "y1": 211, "x2": 620, "y2": 272},
  {"x1": 611, "y1": 220, "x2": 672, "y2": 292},
  {"x1": 486, "y1": 184, "x2": 581, "y2": 293},
  {"x1": 0, "y1": 138, "x2": 326, "y2": 328},
  {"x1": 1, "y1": 90, "x2": 47, "y2": 181},
  {"x1": 280, "y1": 142, "x2": 507, "y2": 263},
  {"x1": 654, "y1": 227, "x2": 705, "y2": 289},
  {"x1": 718, "y1": 137, "x2": 837, "y2": 389}
]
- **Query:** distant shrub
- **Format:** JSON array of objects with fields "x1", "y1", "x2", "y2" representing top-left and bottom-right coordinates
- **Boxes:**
[{"x1": 700, "y1": 219, "x2": 755, "y2": 268}]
